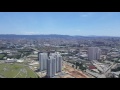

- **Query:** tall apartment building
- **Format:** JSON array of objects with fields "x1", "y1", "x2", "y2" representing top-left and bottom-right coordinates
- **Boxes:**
[
  {"x1": 39, "y1": 53, "x2": 48, "y2": 71},
  {"x1": 88, "y1": 47, "x2": 101, "y2": 60},
  {"x1": 47, "y1": 56, "x2": 56, "y2": 78},
  {"x1": 47, "y1": 52, "x2": 62, "y2": 78},
  {"x1": 56, "y1": 55, "x2": 62, "y2": 72},
  {"x1": 50, "y1": 52, "x2": 62, "y2": 73},
  {"x1": 47, "y1": 58, "x2": 52, "y2": 78}
]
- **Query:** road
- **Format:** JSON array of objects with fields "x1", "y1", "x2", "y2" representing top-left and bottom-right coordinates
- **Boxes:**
[
  {"x1": 104, "y1": 63, "x2": 117, "y2": 76},
  {"x1": 14, "y1": 70, "x2": 21, "y2": 78},
  {"x1": 85, "y1": 69, "x2": 106, "y2": 78},
  {"x1": 31, "y1": 48, "x2": 39, "y2": 52},
  {"x1": 29, "y1": 66, "x2": 39, "y2": 78}
]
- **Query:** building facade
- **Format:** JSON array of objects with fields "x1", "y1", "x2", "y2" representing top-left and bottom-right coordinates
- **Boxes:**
[
  {"x1": 39, "y1": 53, "x2": 48, "y2": 71},
  {"x1": 56, "y1": 55, "x2": 62, "y2": 72},
  {"x1": 46, "y1": 52, "x2": 62, "y2": 78},
  {"x1": 47, "y1": 56, "x2": 56, "y2": 78},
  {"x1": 47, "y1": 58, "x2": 53, "y2": 78},
  {"x1": 88, "y1": 47, "x2": 101, "y2": 60}
]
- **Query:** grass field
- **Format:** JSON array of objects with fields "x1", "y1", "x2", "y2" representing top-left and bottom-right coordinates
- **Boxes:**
[
  {"x1": 0, "y1": 54, "x2": 5, "y2": 59},
  {"x1": 0, "y1": 63, "x2": 38, "y2": 78}
]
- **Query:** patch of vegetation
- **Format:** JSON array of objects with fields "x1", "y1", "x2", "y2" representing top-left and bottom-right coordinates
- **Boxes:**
[
  {"x1": 7, "y1": 54, "x2": 21, "y2": 59},
  {"x1": 111, "y1": 67, "x2": 120, "y2": 72},
  {"x1": 73, "y1": 62, "x2": 86, "y2": 70},
  {"x1": 0, "y1": 54, "x2": 5, "y2": 60},
  {"x1": 119, "y1": 74, "x2": 120, "y2": 78},
  {"x1": 23, "y1": 52, "x2": 31, "y2": 56}
]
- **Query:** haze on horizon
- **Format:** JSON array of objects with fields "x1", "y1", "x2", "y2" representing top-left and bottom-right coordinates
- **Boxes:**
[{"x1": 0, "y1": 12, "x2": 120, "y2": 36}]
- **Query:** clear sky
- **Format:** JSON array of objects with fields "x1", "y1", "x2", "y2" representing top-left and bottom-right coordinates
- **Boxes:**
[{"x1": 0, "y1": 12, "x2": 120, "y2": 36}]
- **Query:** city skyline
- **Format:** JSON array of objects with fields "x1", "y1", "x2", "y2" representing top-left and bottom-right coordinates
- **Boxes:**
[{"x1": 0, "y1": 12, "x2": 120, "y2": 36}]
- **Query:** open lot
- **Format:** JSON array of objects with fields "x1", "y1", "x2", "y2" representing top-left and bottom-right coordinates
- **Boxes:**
[
  {"x1": 0, "y1": 63, "x2": 38, "y2": 78},
  {"x1": 63, "y1": 63, "x2": 90, "y2": 78}
]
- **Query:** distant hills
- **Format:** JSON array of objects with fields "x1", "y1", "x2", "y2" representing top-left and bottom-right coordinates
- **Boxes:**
[
  {"x1": 0, "y1": 34, "x2": 119, "y2": 39},
  {"x1": 0, "y1": 34, "x2": 72, "y2": 39}
]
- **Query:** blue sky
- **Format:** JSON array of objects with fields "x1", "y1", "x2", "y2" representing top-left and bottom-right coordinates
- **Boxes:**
[{"x1": 0, "y1": 12, "x2": 120, "y2": 36}]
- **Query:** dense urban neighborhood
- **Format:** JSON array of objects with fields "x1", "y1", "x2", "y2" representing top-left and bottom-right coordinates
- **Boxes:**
[{"x1": 0, "y1": 34, "x2": 120, "y2": 78}]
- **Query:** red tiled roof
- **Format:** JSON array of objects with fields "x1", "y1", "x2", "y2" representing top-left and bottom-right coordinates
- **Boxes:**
[{"x1": 89, "y1": 65, "x2": 97, "y2": 69}]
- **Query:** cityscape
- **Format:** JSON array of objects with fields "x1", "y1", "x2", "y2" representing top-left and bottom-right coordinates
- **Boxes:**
[{"x1": 0, "y1": 12, "x2": 120, "y2": 78}]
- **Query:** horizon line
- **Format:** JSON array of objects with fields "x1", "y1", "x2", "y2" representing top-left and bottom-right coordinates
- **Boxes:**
[{"x1": 0, "y1": 34, "x2": 119, "y2": 37}]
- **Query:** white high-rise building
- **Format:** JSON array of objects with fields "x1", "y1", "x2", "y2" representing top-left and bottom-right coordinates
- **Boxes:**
[
  {"x1": 52, "y1": 57, "x2": 56, "y2": 77},
  {"x1": 47, "y1": 56, "x2": 56, "y2": 78},
  {"x1": 56, "y1": 55, "x2": 62, "y2": 72},
  {"x1": 39, "y1": 53, "x2": 48, "y2": 71},
  {"x1": 47, "y1": 58, "x2": 52, "y2": 78},
  {"x1": 56, "y1": 56, "x2": 59, "y2": 73},
  {"x1": 50, "y1": 52, "x2": 62, "y2": 73},
  {"x1": 46, "y1": 52, "x2": 62, "y2": 78},
  {"x1": 59, "y1": 56, "x2": 62, "y2": 72},
  {"x1": 88, "y1": 47, "x2": 101, "y2": 61}
]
